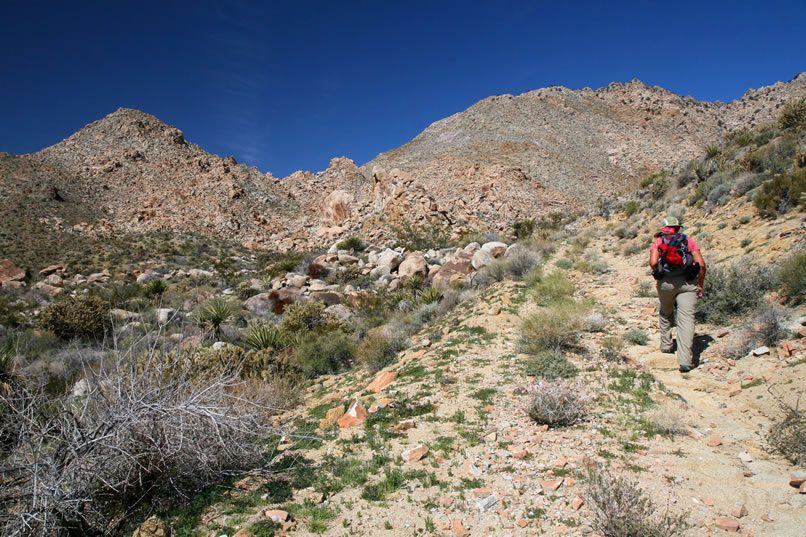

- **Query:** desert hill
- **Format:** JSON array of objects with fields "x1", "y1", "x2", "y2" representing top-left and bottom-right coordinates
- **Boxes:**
[{"x1": 1, "y1": 73, "x2": 805, "y2": 266}]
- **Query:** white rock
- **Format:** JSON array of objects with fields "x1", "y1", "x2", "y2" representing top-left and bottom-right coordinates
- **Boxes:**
[
  {"x1": 481, "y1": 241, "x2": 508, "y2": 258},
  {"x1": 476, "y1": 494, "x2": 498, "y2": 512},
  {"x1": 738, "y1": 451, "x2": 753, "y2": 463},
  {"x1": 472, "y1": 249, "x2": 494, "y2": 270},
  {"x1": 464, "y1": 242, "x2": 481, "y2": 251},
  {"x1": 156, "y1": 308, "x2": 175, "y2": 325},
  {"x1": 752, "y1": 346, "x2": 770, "y2": 356},
  {"x1": 136, "y1": 270, "x2": 160, "y2": 284},
  {"x1": 504, "y1": 243, "x2": 524, "y2": 257},
  {"x1": 370, "y1": 265, "x2": 391, "y2": 278}
]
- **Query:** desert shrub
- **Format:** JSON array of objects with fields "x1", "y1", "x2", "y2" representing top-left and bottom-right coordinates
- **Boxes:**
[
  {"x1": 643, "y1": 405, "x2": 687, "y2": 437},
  {"x1": 767, "y1": 392, "x2": 805, "y2": 466},
  {"x1": 280, "y1": 300, "x2": 329, "y2": 333},
  {"x1": 523, "y1": 351, "x2": 578, "y2": 379},
  {"x1": 520, "y1": 300, "x2": 587, "y2": 353},
  {"x1": 260, "y1": 251, "x2": 304, "y2": 279},
  {"x1": 245, "y1": 321, "x2": 287, "y2": 351},
  {"x1": 585, "y1": 469, "x2": 690, "y2": 537},
  {"x1": 526, "y1": 380, "x2": 588, "y2": 427},
  {"x1": 778, "y1": 97, "x2": 806, "y2": 130},
  {"x1": 357, "y1": 332, "x2": 405, "y2": 373},
  {"x1": 624, "y1": 200, "x2": 640, "y2": 217},
  {"x1": 696, "y1": 260, "x2": 777, "y2": 324},
  {"x1": 754, "y1": 168, "x2": 806, "y2": 217},
  {"x1": 530, "y1": 272, "x2": 574, "y2": 305},
  {"x1": 504, "y1": 251, "x2": 543, "y2": 279},
  {"x1": 750, "y1": 305, "x2": 787, "y2": 347},
  {"x1": 195, "y1": 297, "x2": 234, "y2": 340},
  {"x1": 623, "y1": 329, "x2": 649, "y2": 346},
  {"x1": 512, "y1": 219, "x2": 536, "y2": 240},
  {"x1": 554, "y1": 258, "x2": 573, "y2": 270},
  {"x1": 38, "y1": 295, "x2": 111, "y2": 341},
  {"x1": 391, "y1": 218, "x2": 451, "y2": 251},
  {"x1": 622, "y1": 241, "x2": 642, "y2": 257},
  {"x1": 336, "y1": 236, "x2": 363, "y2": 251},
  {"x1": 584, "y1": 311, "x2": 607, "y2": 332},
  {"x1": 142, "y1": 279, "x2": 168, "y2": 299},
  {"x1": 777, "y1": 249, "x2": 806, "y2": 303},
  {"x1": 0, "y1": 352, "x2": 278, "y2": 537},
  {"x1": 326, "y1": 264, "x2": 371, "y2": 287},
  {"x1": 635, "y1": 280, "x2": 654, "y2": 298},
  {"x1": 294, "y1": 330, "x2": 354, "y2": 377}
]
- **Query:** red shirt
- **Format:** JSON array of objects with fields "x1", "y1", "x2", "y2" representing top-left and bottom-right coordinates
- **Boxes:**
[{"x1": 650, "y1": 234, "x2": 699, "y2": 252}]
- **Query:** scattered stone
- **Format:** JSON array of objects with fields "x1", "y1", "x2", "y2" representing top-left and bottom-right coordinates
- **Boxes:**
[
  {"x1": 156, "y1": 308, "x2": 175, "y2": 325},
  {"x1": 751, "y1": 346, "x2": 769, "y2": 356},
  {"x1": 571, "y1": 497, "x2": 584, "y2": 510},
  {"x1": 742, "y1": 470, "x2": 754, "y2": 477},
  {"x1": 44, "y1": 273, "x2": 63, "y2": 286},
  {"x1": 738, "y1": 451, "x2": 753, "y2": 463},
  {"x1": 472, "y1": 249, "x2": 494, "y2": 270},
  {"x1": 481, "y1": 241, "x2": 508, "y2": 258},
  {"x1": 452, "y1": 519, "x2": 471, "y2": 537},
  {"x1": 0, "y1": 259, "x2": 25, "y2": 286},
  {"x1": 707, "y1": 434, "x2": 723, "y2": 447},
  {"x1": 540, "y1": 478, "x2": 563, "y2": 491},
  {"x1": 398, "y1": 254, "x2": 428, "y2": 280},
  {"x1": 793, "y1": 472, "x2": 806, "y2": 488},
  {"x1": 263, "y1": 510, "x2": 289, "y2": 523},
  {"x1": 39, "y1": 264, "x2": 64, "y2": 275},
  {"x1": 464, "y1": 460, "x2": 482, "y2": 478},
  {"x1": 337, "y1": 398, "x2": 367, "y2": 428},
  {"x1": 553, "y1": 456, "x2": 568, "y2": 467},
  {"x1": 440, "y1": 495, "x2": 453, "y2": 508},
  {"x1": 395, "y1": 418, "x2": 416, "y2": 432},
  {"x1": 730, "y1": 504, "x2": 747, "y2": 518},
  {"x1": 402, "y1": 444, "x2": 429, "y2": 462},
  {"x1": 369, "y1": 397, "x2": 394, "y2": 413},
  {"x1": 367, "y1": 371, "x2": 398, "y2": 393},
  {"x1": 715, "y1": 516, "x2": 740, "y2": 532},
  {"x1": 136, "y1": 270, "x2": 160, "y2": 284},
  {"x1": 476, "y1": 494, "x2": 498, "y2": 512}
]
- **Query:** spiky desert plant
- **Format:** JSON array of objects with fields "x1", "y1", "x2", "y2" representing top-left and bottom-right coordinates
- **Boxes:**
[
  {"x1": 418, "y1": 286, "x2": 444, "y2": 305},
  {"x1": 245, "y1": 321, "x2": 286, "y2": 351},
  {"x1": 196, "y1": 298, "x2": 233, "y2": 340}
]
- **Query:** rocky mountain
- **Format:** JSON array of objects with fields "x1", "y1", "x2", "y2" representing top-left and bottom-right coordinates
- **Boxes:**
[{"x1": 2, "y1": 73, "x2": 805, "y2": 258}]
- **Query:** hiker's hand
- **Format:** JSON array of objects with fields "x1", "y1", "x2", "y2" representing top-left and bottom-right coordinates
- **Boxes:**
[{"x1": 697, "y1": 285, "x2": 703, "y2": 298}]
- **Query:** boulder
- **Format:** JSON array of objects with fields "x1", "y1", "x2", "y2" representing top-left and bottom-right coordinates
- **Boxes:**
[
  {"x1": 132, "y1": 516, "x2": 168, "y2": 537},
  {"x1": 245, "y1": 293, "x2": 273, "y2": 314},
  {"x1": 309, "y1": 279, "x2": 327, "y2": 291},
  {"x1": 398, "y1": 255, "x2": 428, "y2": 280},
  {"x1": 321, "y1": 190, "x2": 353, "y2": 226},
  {"x1": 337, "y1": 398, "x2": 368, "y2": 428},
  {"x1": 325, "y1": 304, "x2": 352, "y2": 321},
  {"x1": 464, "y1": 242, "x2": 481, "y2": 251},
  {"x1": 87, "y1": 270, "x2": 111, "y2": 283},
  {"x1": 111, "y1": 309, "x2": 140, "y2": 322},
  {"x1": 39, "y1": 264, "x2": 64, "y2": 276},
  {"x1": 504, "y1": 243, "x2": 524, "y2": 257},
  {"x1": 187, "y1": 268, "x2": 214, "y2": 279},
  {"x1": 286, "y1": 273, "x2": 307, "y2": 288},
  {"x1": 0, "y1": 259, "x2": 25, "y2": 286},
  {"x1": 156, "y1": 308, "x2": 176, "y2": 325},
  {"x1": 377, "y1": 250, "x2": 403, "y2": 271},
  {"x1": 481, "y1": 241, "x2": 508, "y2": 258},
  {"x1": 472, "y1": 249, "x2": 494, "y2": 270},
  {"x1": 38, "y1": 284, "x2": 64, "y2": 298},
  {"x1": 312, "y1": 292, "x2": 341, "y2": 305},
  {"x1": 370, "y1": 265, "x2": 391, "y2": 278},
  {"x1": 136, "y1": 270, "x2": 160, "y2": 284},
  {"x1": 337, "y1": 254, "x2": 359, "y2": 265},
  {"x1": 432, "y1": 250, "x2": 474, "y2": 288}
]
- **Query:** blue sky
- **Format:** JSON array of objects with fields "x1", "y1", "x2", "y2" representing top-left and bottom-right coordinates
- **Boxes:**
[{"x1": 1, "y1": 1, "x2": 804, "y2": 177}]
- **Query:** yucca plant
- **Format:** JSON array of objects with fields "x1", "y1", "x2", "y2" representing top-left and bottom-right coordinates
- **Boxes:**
[
  {"x1": 245, "y1": 322, "x2": 286, "y2": 351},
  {"x1": 418, "y1": 286, "x2": 444, "y2": 305},
  {"x1": 196, "y1": 298, "x2": 232, "y2": 340}
]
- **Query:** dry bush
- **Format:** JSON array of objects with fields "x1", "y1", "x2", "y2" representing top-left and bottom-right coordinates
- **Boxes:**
[
  {"x1": 526, "y1": 379, "x2": 588, "y2": 427},
  {"x1": 644, "y1": 405, "x2": 688, "y2": 437},
  {"x1": 520, "y1": 300, "x2": 587, "y2": 353},
  {"x1": 585, "y1": 469, "x2": 689, "y2": 537},
  {"x1": 767, "y1": 389, "x2": 805, "y2": 466},
  {"x1": 0, "y1": 344, "x2": 284, "y2": 537}
]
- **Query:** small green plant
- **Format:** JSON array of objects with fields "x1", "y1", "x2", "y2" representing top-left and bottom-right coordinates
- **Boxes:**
[
  {"x1": 554, "y1": 258, "x2": 573, "y2": 270},
  {"x1": 523, "y1": 350, "x2": 579, "y2": 379},
  {"x1": 142, "y1": 279, "x2": 168, "y2": 298},
  {"x1": 778, "y1": 97, "x2": 806, "y2": 130},
  {"x1": 751, "y1": 305, "x2": 786, "y2": 347},
  {"x1": 520, "y1": 300, "x2": 586, "y2": 353},
  {"x1": 418, "y1": 286, "x2": 443, "y2": 305},
  {"x1": 245, "y1": 321, "x2": 286, "y2": 351},
  {"x1": 696, "y1": 260, "x2": 777, "y2": 324},
  {"x1": 196, "y1": 298, "x2": 233, "y2": 340},
  {"x1": 281, "y1": 300, "x2": 329, "y2": 333},
  {"x1": 512, "y1": 219, "x2": 537, "y2": 240},
  {"x1": 634, "y1": 280, "x2": 654, "y2": 298},
  {"x1": 623, "y1": 329, "x2": 649, "y2": 346},
  {"x1": 294, "y1": 330, "x2": 355, "y2": 377},
  {"x1": 357, "y1": 332, "x2": 405, "y2": 373},
  {"x1": 38, "y1": 295, "x2": 111, "y2": 340},
  {"x1": 704, "y1": 144, "x2": 720, "y2": 159},
  {"x1": 739, "y1": 215, "x2": 751, "y2": 225},
  {"x1": 336, "y1": 236, "x2": 362, "y2": 251},
  {"x1": 361, "y1": 467, "x2": 405, "y2": 501},
  {"x1": 530, "y1": 272, "x2": 574, "y2": 305},
  {"x1": 754, "y1": 168, "x2": 806, "y2": 218},
  {"x1": 777, "y1": 249, "x2": 806, "y2": 303}
]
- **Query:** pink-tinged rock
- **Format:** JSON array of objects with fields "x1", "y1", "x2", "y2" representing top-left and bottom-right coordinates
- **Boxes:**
[
  {"x1": 311, "y1": 291, "x2": 341, "y2": 305},
  {"x1": 800, "y1": 481, "x2": 806, "y2": 494},
  {"x1": 440, "y1": 495, "x2": 454, "y2": 508},
  {"x1": 540, "y1": 478, "x2": 563, "y2": 491},
  {"x1": 715, "y1": 516, "x2": 740, "y2": 532},
  {"x1": 731, "y1": 504, "x2": 747, "y2": 518},
  {"x1": 402, "y1": 443, "x2": 429, "y2": 462},
  {"x1": 571, "y1": 497, "x2": 584, "y2": 510},
  {"x1": 367, "y1": 371, "x2": 398, "y2": 393},
  {"x1": 535, "y1": 424, "x2": 549, "y2": 432},
  {"x1": 464, "y1": 460, "x2": 482, "y2": 478},
  {"x1": 512, "y1": 450, "x2": 530, "y2": 459},
  {"x1": 264, "y1": 510, "x2": 288, "y2": 522},
  {"x1": 233, "y1": 530, "x2": 250, "y2": 537},
  {"x1": 337, "y1": 398, "x2": 367, "y2": 428},
  {"x1": 481, "y1": 241, "x2": 508, "y2": 258},
  {"x1": 707, "y1": 435, "x2": 723, "y2": 447},
  {"x1": 728, "y1": 387, "x2": 742, "y2": 397},
  {"x1": 395, "y1": 418, "x2": 416, "y2": 431},
  {"x1": 452, "y1": 519, "x2": 471, "y2": 537},
  {"x1": 517, "y1": 518, "x2": 530, "y2": 528},
  {"x1": 369, "y1": 397, "x2": 395, "y2": 413},
  {"x1": 321, "y1": 190, "x2": 353, "y2": 226},
  {"x1": 553, "y1": 456, "x2": 568, "y2": 467}
]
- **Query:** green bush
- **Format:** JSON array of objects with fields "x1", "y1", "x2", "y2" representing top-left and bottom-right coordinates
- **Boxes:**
[
  {"x1": 417, "y1": 287, "x2": 443, "y2": 305},
  {"x1": 754, "y1": 168, "x2": 806, "y2": 218},
  {"x1": 196, "y1": 298, "x2": 234, "y2": 340},
  {"x1": 777, "y1": 250, "x2": 806, "y2": 303},
  {"x1": 624, "y1": 200, "x2": 640, "y2": 217},
  {"x1": 623, "y1": 329, "x2": 649, "y2": 346},
  {"x1": 357, "y1": 332, "x2": 405, "y2": 373},
  {"x1": 512, "y1": 219, "x2": 536, "y2": 240},
  {"x1": 520, "y1": 300, "x2": 587, "y2": 353},
  {"x1": 280, "y1": 301, "x2": 329, "y2": 333},
  {"x1": 39, "y1": 295, "x2": 111, "y2": 340},
  {"x1": 391, "y1": 218, "x2": 451, "y2": 251},
  {"x1": 554, "y1": 258, "x2": 573, "y2": 270},
  {"x1": 245, "y1": 321, "x2": 287, "y2": 351},
  {"x1": 530, "y1": 272, "x2": 574, "y2": 306},
  {"x1": 336, "y1": 236, "x2": 363, "y2": 251},
  {"x1": 523, "y1": 351, "x2": 578, "y2": 379},
  {"x1": 696, "y1": 261, "x2": 777, "y2": 324},
  {"x1": 778, "y1": 97, "x2": 806, "y2": 130},
  {"x1": 143, "y1": 279, "x2": 168, "y2": 299},
  {"x1": 294, "y1": 330, "x2": 355, "y2": 377}
]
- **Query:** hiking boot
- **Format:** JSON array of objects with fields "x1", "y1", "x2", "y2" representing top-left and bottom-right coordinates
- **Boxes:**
[
  {"x1": 679, "y1": 365, "x2": 694, "y2": 373},
  {"x1": 661, "y1": 347, "x2": 675, "y2": 354}
]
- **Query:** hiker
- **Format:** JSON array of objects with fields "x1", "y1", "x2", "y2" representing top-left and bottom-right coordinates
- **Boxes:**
[{"x1": 649, "y1": 216, "x2": 706, "y2": 373}]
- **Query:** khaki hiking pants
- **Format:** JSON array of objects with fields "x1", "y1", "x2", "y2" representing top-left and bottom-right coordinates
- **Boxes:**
[{"x1": 656, "y1": 274, "x2": 698, "y2": 368}]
